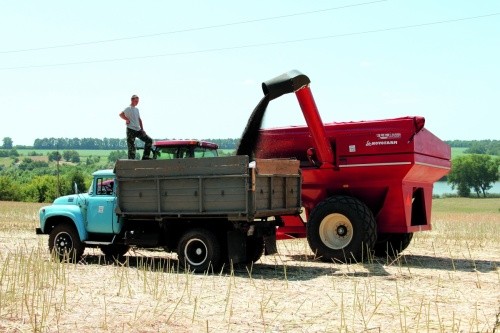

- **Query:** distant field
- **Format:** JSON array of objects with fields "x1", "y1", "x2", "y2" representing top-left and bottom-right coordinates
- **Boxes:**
[
  {"x1": 15, "y1": 149, "x2": 118, "y2": 158},
  {"x1": 0, "y1": 147, "x2": 489, "y2": 172},
  {"x1": 9, "y1": 147, "x2": 475, "y2": 159},
  {"x1": 432, "y1": 197, "x2": 499, "y2": 213},
  {"x1": 0, "y1": 149, "x2": 117, "y2": 166},
  {"x1": 8, "y1": 148, "x2": 236, "y2": 161},
  {"x1": 450, "y1": 147, "x2": 467, "y2": 159},
  {"x1": 219, "y1": 148, "x2": 236, "y2": 155}
]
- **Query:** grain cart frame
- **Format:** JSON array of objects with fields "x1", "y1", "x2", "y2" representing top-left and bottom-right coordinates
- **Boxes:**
[{"x1": 245, "y1": 70, "x2": 451, "y2": 262}]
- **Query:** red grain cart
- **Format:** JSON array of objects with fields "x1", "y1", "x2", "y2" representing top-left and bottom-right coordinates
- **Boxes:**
[{"x1": 250, "y1": 70, "x2": 451, "y2": 262}]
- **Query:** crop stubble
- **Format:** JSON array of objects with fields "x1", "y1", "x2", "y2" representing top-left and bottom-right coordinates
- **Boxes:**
[{"x1": 0, "y1": 200, "x2": 498, "y2": 332}]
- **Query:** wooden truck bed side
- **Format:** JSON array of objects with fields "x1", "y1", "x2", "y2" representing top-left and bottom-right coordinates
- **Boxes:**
[{"x1": 114, "y1": 156, "x2": 301, "y2": 221}]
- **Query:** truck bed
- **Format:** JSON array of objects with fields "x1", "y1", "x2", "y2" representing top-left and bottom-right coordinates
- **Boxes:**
[{"x1": 114, "y1": 156, "x2": 301, "y2": 221}]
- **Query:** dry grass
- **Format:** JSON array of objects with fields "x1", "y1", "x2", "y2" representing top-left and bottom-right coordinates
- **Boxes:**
[{"x1": 0, "y1": 200, "x2": 499, "y2": 332}]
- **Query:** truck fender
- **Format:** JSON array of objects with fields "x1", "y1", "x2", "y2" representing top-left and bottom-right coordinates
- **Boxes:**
[{"x1": 40, "y1": 205, "x2": 88, "y2": 241}]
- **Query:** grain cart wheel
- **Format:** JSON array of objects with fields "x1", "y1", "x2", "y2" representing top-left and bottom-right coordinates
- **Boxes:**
[
  {"x1": 374, "y1": 232, "x2": 413, "y2": 257},
  {"x1": 307, "y1": 195, "x2": 377, "y2": 263},
  {"x1": 178, "y1": 228, "x2": 222, "y2": 272},
  {"x1": 48, "y1": 224, "x2": 85, "y2": 263},
  {"x1": 245, "y1": 236, "x2": 265, "y2": 264},
  {"x1": 100, "y1": 245, "x2": 131, "y2": 261}
]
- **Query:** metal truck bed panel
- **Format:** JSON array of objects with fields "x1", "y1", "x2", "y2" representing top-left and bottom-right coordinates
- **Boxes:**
[
  {"x1": 254, "y1": 175, "x2": 301, "y2": 212},
  {"x1": 117, "y1": 175, "x2": 248, "y2": 214},
  {"x1": 114, "y1": 155, "x2": 248, "y2": 178},
  {"x1": 114, "y1": 156, "x2": 301, "y2": 219}
]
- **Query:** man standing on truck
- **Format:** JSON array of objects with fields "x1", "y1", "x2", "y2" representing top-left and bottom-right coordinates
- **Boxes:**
[{"x1": 119, "y1": 94, "x2": 153, "y2": 160}]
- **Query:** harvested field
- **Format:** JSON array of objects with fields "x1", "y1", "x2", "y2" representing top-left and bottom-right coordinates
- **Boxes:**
[{"x1": 0, "y1": 199, "x2": 499, "y2": 332}]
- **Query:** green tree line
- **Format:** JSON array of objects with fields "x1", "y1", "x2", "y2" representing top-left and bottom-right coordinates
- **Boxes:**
[
  {"x1": 0, "y1": 148, "x2": 128, "y2": 203},
  {"x1": 3, "y1": 137, "x2": 240, "y2": 150},
  {"x1": 4, "y1": 137, "x2": 498, "y2": 154},
  {"x1": 0, "y1": 138, "x2": 498, "y2": 203},
  {"x1": 445, "y1": 140, "x2": 499, "y2": 155}
]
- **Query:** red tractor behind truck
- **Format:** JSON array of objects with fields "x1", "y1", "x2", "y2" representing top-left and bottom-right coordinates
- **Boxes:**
[
  {"x1": 239, "y1": 70, "x2": 451, "y2": 262},
  {"x1": 153, "y1": 139, "x2": 219, "y2": 159}
]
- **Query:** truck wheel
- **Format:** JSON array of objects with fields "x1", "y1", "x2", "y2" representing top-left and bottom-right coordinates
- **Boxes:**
[
  {"x1": 100, "y1": 245, "x2": 131, "y2": 261},
  {"x1": 178, "y1": 228, "x2": 221, "y2": 272},
  {"x1": 245, "y1": 236, "x2": 265, "y2": 264},
  {"x1": 307, "y1": 195, "x2": 377, "y2": 263},
  {"x1": 374, "y1": 232, "x2": 413, "y2": 257},
  {"x1": 48, "y1": 224, "x2": 85, "y2": 262}
]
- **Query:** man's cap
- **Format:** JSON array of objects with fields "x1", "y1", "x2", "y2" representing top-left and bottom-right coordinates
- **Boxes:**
[{"x1": 131, "y1": 94, "x2": 139, "y2": 99}]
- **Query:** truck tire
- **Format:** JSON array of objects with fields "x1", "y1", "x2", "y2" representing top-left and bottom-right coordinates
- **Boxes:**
[
  {"x1": 178, "y1": 228, "x2": 222, "y2": 272},
  {"x1": 307, "y1": 195, "x2": 377, "y2": 263},
  {"x1": 374, "y1": 232, "x2": 413, "y2": 257},
  {"x1": 48, "y1": 224, "x2": 85, "y2": 263},
  {"x1": 100, "y1": 245, "x2": 131, "y2": 261},
  {"x1": 245, "y1": 236, "x2": 265, "y2": 264}
]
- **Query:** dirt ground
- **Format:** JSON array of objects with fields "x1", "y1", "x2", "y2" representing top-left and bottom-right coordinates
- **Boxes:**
[{"x1": 0, "y1": 202, "x2": 499, "y2": 332}]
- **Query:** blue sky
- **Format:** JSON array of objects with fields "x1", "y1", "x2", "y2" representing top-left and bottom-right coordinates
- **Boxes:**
[{"x1": 1, "y1": 0, "x2": 499, "y2": 146}]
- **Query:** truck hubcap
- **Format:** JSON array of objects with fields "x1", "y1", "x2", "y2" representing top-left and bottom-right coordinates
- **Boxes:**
[
  {"x1": 337, "y1": 225, "x2": 347, "y2": 236},
  {"x1": 184, "y1": 238, "x2": 208, "y2": 266},
  {"x1": 319, "y1": 213, "x2": 353, "y2": 249},
  {"x1": 54, "y1": 232, "x2": 73, "y2": 255}
]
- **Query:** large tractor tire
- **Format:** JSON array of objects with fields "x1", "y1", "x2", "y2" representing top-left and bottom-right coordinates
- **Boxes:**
[
  {"x1": 374, "y1": 232, "x2": 414, "y2": 257},
  {"x1": 177, "y1": 228, "x2": 222, "y2": 272},
  {"x1": 48, "y1": 223, "x2": 85, "y2": 263},
  {"x1": 307, "y1": 195, "x2": 377, "y2": 263}
]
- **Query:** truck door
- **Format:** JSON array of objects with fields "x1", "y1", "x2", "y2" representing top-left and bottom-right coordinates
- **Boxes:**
[{"x1": 86, "y1": 178, "x2": 119, "y2": 234}]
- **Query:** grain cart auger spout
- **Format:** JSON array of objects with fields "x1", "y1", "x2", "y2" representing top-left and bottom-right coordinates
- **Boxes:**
[
  {"x1": 248, "y1": 70, "x2": 451, "y2": 263},
  {"x1": 237, "y1": 70, "x2": 334, "y2": 168}
]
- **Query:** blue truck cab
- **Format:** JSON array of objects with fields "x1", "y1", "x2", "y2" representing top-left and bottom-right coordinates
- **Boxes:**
[
  {"x1": 37, "y1": 169, "x2": 126, "y2": 261},
  {"x1": 38, "y1": 169, "x2": 118, "y2": 238}
]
